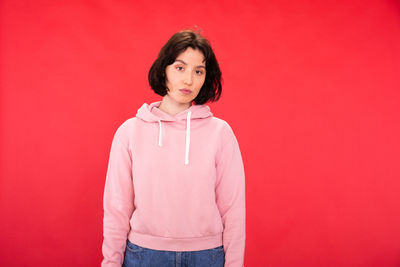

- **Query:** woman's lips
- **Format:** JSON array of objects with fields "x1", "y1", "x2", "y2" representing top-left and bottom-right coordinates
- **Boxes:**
[{"x1": 179, "y1": 89, "x2": 192, "y2": 95}]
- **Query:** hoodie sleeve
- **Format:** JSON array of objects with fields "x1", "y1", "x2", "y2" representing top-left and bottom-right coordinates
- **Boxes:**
[
  {"x1": 101, "y1": 126, "x2": 135, "y2": 267},
  {"x1": 215, "y1": 123, "x2": 246, "y2": 267}
]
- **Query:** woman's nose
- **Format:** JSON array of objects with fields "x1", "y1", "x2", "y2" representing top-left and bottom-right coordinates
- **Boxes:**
[{"x1": 183, "y1": 72, "x2": 193, "y2": 85}]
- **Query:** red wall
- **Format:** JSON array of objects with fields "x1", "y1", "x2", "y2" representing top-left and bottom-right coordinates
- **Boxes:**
[{"x1": 1, "y1": 0, "x2": 399, "y2": 266}]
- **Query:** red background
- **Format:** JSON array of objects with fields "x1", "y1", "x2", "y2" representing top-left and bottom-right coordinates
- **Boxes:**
[{"x1": 1, "y1": 0, "x2": 400, "y2": 266}]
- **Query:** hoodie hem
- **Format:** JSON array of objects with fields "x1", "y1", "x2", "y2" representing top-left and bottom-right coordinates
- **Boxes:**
[{"x1": 128, "y1": 231, "x2": 223, "y2": 252}]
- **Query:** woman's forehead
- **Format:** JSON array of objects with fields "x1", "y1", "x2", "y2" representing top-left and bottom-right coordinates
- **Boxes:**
[{"x1": 175, "y1": 48, "x2": 206, "y2": 65}]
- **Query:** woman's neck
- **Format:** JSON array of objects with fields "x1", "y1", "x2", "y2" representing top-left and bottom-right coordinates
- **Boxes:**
[{"x1": 158, "y1": 96, "x2": 192, "y2": 117}]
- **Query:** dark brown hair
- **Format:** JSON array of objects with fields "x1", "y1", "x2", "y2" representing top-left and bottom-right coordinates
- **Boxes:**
[{"x1": 148, "y1": 29, "x2": 222, "y2": 105}]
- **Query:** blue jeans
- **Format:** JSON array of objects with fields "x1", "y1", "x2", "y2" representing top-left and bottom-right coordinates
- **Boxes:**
[{"x1": 122, "y1": 239, "x2": 225, "y2": 267}]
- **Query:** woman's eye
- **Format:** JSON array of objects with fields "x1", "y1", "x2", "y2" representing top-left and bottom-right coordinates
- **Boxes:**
[
  {"x1": 196, "y1": 70, "x2": 204, "y2": 75},
  {"x1": 176, "y1": 66, "x2": 184, "y2": 71}
]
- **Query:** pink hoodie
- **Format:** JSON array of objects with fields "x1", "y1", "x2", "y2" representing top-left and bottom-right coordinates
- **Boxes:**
[{"x1": 101, "y1": 101, "x2": 246, "y2": 267}]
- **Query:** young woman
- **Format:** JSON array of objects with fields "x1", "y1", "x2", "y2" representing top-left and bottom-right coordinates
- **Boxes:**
[{"x1": 101, "y1": 29, "x2": 246, "y2": 267}]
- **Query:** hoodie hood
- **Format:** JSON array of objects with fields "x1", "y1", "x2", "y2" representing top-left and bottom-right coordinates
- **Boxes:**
[{"x1": 136, "y1": 101, "x2": 213, "y2": 165}]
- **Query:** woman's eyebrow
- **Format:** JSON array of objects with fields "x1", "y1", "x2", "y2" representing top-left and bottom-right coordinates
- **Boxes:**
[{"x1": 175, "y1": 59, "x2": 206, "y2": 69}]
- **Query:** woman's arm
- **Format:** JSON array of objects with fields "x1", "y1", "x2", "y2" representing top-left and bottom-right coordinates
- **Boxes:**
[
  {"x1": 215, "y1": 124, "x2": 246, "y2": 267},
  {"x1": 101, "y1": 128, "x2": 135, "y2": 267}
]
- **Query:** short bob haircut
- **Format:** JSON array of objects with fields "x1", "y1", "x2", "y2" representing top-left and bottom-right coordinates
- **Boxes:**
[{"x1": 148, "y1": 29, "x2": 222, "y2": 105}]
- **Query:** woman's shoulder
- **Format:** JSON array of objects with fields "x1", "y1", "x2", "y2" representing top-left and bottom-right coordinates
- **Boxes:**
[
  {"x1": 209, "y1": 116, "x2": 236, "y2": 139},
  {"x1": 112, "y1": 117, "x2": 139, "y2": 142}
]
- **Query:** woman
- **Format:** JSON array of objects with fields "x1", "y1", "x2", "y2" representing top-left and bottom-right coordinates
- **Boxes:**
[{"x1": 101, "y1": 29, "x2": 246, "y2": 267}]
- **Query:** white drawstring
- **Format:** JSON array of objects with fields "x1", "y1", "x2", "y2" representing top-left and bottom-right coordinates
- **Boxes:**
[
  {"x1": 157, "y1": 111, "x2": 192, "y2": 165},
  {"x1": 185, "y1": 111, "x2": 191, "y2": 165},
  {"x1": 158, "y1": 120, "x2": 162, "y2": 146}
]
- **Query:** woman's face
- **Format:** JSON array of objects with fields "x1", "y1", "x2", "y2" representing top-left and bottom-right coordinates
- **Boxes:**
[{"x1": 165, "y1": 47, "x2": 206, "y2": 106}]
